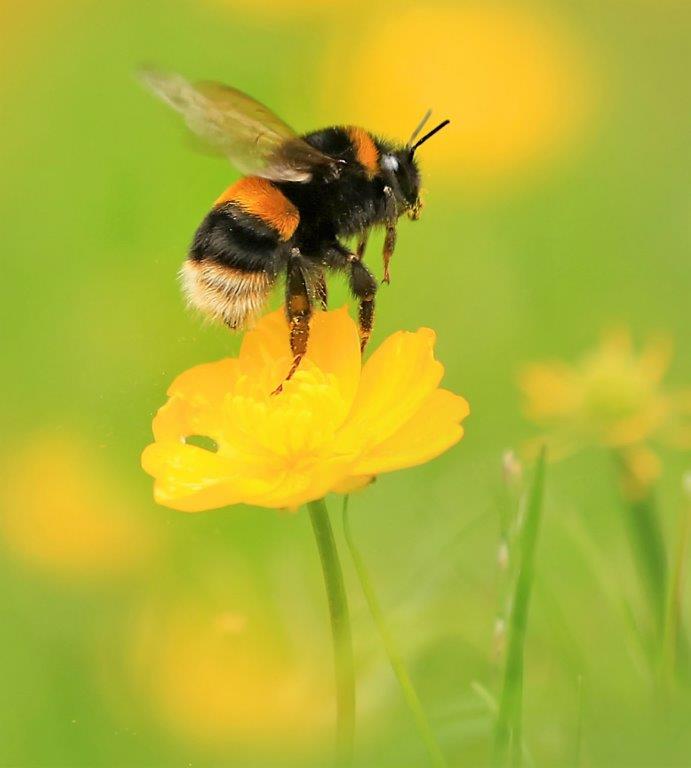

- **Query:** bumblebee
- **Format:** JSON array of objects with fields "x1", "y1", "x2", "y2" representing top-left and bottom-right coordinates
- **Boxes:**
[{"x1": 141, "y1": 70, "x2": 449, "y2": 383}]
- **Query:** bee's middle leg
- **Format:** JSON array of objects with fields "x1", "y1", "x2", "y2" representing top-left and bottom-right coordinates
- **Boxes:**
[
  {"x1": 356, "y1": 230, "x2": 369, "y2": 260},
  {"x1": 314, "y1": 269, "x2": 328, "y2": 310},
  {"x1": 274, "y1": 249, "x2": 312, "y2": 394},
  {"x1": 323, "y1": 242, "x2": 378, "y2": 351},
  {"x1": 350, "y1": 260, "x2": 377, "y2": 352}
]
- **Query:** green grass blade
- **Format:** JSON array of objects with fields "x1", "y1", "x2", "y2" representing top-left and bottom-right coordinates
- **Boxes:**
[
  {"x1": 621, "y1": 493, "x2": 667, "y2": 639},
  {"x1": 573, "y1": 674, "x2": 584, "y2": 768},
  {"x1": 613, "y1": 452, "x2": 668, "y2": 641},
  {"x1": 493, "y1": 446, "x2": 547, "y2": 768},
  {"x1": 659, "y1": 490, "x2": 691, "y2": 692},
  {"x1": 342, "y1": 497, "x2": 449, "y2": 768}
]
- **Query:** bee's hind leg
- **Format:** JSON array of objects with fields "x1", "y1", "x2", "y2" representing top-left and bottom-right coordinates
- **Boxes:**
[{"x1": 273, "y1": 248, "x2": 313, "y2": 395}]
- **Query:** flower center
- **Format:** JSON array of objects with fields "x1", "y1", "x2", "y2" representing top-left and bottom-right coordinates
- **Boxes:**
[{"x1": 219, "y1": 362, "x2": 350, "y2": 461}]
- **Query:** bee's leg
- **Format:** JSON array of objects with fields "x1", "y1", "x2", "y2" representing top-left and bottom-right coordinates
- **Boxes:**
[
  {"x1": 314, "y1": 269, "x2": 328, "y2": 310},
  {"x1": 321, "y1": 241, "x2": 378, "y2": 351},
  {"x1": 349, "y1": 260, "x2": 378, "y2": 352},
  {"x1": 356, "y1": 230, "x2": 370, "y2": 260},
  {"x1": 273, "y1": 249, "x2": 312, "y2": 394},
  {"x1": 382, "y1": 186, "x2": 398, "y2": 284},
  {"x1": 382, "y1": 224, "x2": 397, "y2": 285}
]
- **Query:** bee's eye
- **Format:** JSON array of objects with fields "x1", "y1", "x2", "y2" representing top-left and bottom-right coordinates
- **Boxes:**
[{"x1": 381, "y1": 154, "x2": 399, "y2": 172}]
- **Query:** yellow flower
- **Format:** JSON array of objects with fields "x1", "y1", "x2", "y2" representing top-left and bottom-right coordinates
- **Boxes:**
[
  {"x1": 519, "y1": 329, "x2": 691, "y2": 454},
  {"x1": 142, "y1": 307, "x2": 469, "y2": 511}
]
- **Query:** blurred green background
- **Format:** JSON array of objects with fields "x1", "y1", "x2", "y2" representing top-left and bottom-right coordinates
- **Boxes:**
[{"x1": 1, "y1": 0, "x2": 690, "y2": 765}]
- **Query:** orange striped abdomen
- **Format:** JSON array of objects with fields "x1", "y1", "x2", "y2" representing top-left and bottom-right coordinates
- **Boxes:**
[{"x1": 215, "y1": 176, "x2": 300, "y2": 241}]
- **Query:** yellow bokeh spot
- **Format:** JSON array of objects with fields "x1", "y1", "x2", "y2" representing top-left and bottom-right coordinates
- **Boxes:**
[
  {"x1": 0, "y1": 434, "x2": 154, "y2": 580},
  {"x1": 130, "y1": 598, "x2": 331, "y2": 752},
  {"x1": 322, "y1": 2, "x2": 594, "y2": 187}
]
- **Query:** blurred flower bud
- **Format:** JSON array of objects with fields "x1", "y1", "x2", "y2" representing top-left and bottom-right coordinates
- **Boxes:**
[
  {"x1": 497, "y1": 540, "x2": 510, "y2": 571},
  {"x1": 493, "y1": 617, "x2": 506, "y2": 659},
  {"x1": 683, "y1": 471, "x2": 691, "y2": 500},
  {"x1": 502, "y1": 449, "x2": 523, "y2": 488},
  {"x1": 616, "y1": 445, "x2": 662, "y2": 503}
]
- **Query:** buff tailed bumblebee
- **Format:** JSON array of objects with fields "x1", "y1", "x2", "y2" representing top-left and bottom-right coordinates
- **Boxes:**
[{"x1": 141, "y1": 69, "x2": 449, "y2": 385}]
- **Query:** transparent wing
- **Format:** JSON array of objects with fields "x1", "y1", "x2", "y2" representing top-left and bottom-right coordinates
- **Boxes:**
[{"x1": 140, "y1": 69, "x2": 337, "y2": 182}]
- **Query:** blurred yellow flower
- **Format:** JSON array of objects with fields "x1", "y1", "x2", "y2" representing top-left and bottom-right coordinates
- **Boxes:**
[
  {"x1": 130, "y1": 597, "x2": 331, "y2": 752},
  {"x1": 1, "y1": 434, "x2": 154, "y2": 580},
  {"x1": 519, "y1": 329, "x2": 691, "y2": 455},
  {"x1": 142, "y1": 307, "x2": 468, "y2": 511},
  {"x1": 321, "y1": 2, "x2": 594, "y2": 188},
  {"x1": 616, "y1": 444, "x2": 663, "y2": 502}
]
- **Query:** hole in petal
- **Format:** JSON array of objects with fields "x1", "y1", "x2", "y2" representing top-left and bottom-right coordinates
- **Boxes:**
[{"x1": 184, "y1": 434, "x2": 218, "y2": 453}]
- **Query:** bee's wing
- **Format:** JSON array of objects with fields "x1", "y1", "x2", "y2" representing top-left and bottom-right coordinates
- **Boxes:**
[{"x1": 140, "y1": 69, "x2": 338, "y2": 183}]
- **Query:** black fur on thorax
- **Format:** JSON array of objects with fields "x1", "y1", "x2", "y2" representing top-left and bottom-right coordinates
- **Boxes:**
[{"x1": 276, "y1": 127, "x2": 393, "y2": 247}]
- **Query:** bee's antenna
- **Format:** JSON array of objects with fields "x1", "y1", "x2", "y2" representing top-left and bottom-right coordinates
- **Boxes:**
[
  {"x1": 407, "y1": 109, "x2": 433, "y2": 147},
  {"x1": 410, "y1": 119, "x2": 451, "y2": 153}
]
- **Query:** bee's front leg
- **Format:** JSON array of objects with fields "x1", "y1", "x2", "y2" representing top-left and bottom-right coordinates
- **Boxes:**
[{"x1": 382, "y1": 186, "x2": 398, "y2": 285}]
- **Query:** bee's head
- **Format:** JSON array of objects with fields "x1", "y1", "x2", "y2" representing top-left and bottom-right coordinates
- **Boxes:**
[{"x1": 380, "y1": 112, "x2": 450, "y2": 220}]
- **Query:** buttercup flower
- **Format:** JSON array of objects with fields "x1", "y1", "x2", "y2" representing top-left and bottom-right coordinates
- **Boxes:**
[
  {"x1": 142, "y1": 307, "x2": 469, "y2": 511},
  {"x1": 519, "y1": 329, "x2": 691, "y2": 457}
]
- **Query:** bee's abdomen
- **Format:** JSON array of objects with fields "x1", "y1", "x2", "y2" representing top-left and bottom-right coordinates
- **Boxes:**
[
  {"x1": 181, "y1": 258, "x2": 273, "y2": 330},
  {"x1": 215, "y1": 176, "x2": 300, "y2": 241},
  {"x1": 183, "y1": 176, "x2": 298, "y2": 329}
]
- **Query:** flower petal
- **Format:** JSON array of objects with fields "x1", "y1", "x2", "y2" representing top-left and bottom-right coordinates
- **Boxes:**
[
  {"x1": 332, "y1": 475, "x2": 375, "y2": 494},
  {"x1": 142, "y1": 442, "x2": 245, "y2": 512},
  {"x1": 237, "y1": 307, "x2": 362, "y2": 407},
  {"x1": 153, "y1": 359, "x2": 241, "y2": 443},
  {"x1": 351, "y1": 389, "x2": 469, "y2": 475},
  {"x1": 304, "y1": 307, "x2": 361, "y2": 408},
  {"x1": 238, "y1": 309, "x2": 291, "y2": 381},
  {"x1": 640, "y1": 334, "x2": 674, "y2": 384},
  {"x1": 518, "y1": 362, "x2": 579, "y2": 420},
  {"x1": 152, "y1": 397, "x2": 190, "y2": 442},
  {"x1": 243, "y1": 455, "x2": 354, "y2": 510},
  {"x1": 338, "y1": 328, "x2": 444, "y2": 451},
  {"x1": 168, "y1": 358, "x2": 240, "y2": 404}
]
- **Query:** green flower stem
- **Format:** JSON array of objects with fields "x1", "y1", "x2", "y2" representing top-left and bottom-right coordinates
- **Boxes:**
[
  {"x1": 659, "y1": 499, "x2": 691, "y2": 691},
  {"x1": 342, "y1": 498, "x2": 449, "y2": 768},
  {"x1": 308, "y1": 498, "x2": 355, "y2": 765},
  {"x1": 494, "y1": 447, "x2": 547, "y2": 768},
  {"x1": 614, "y1": 457, "x2": 667, "y2": 640}
]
